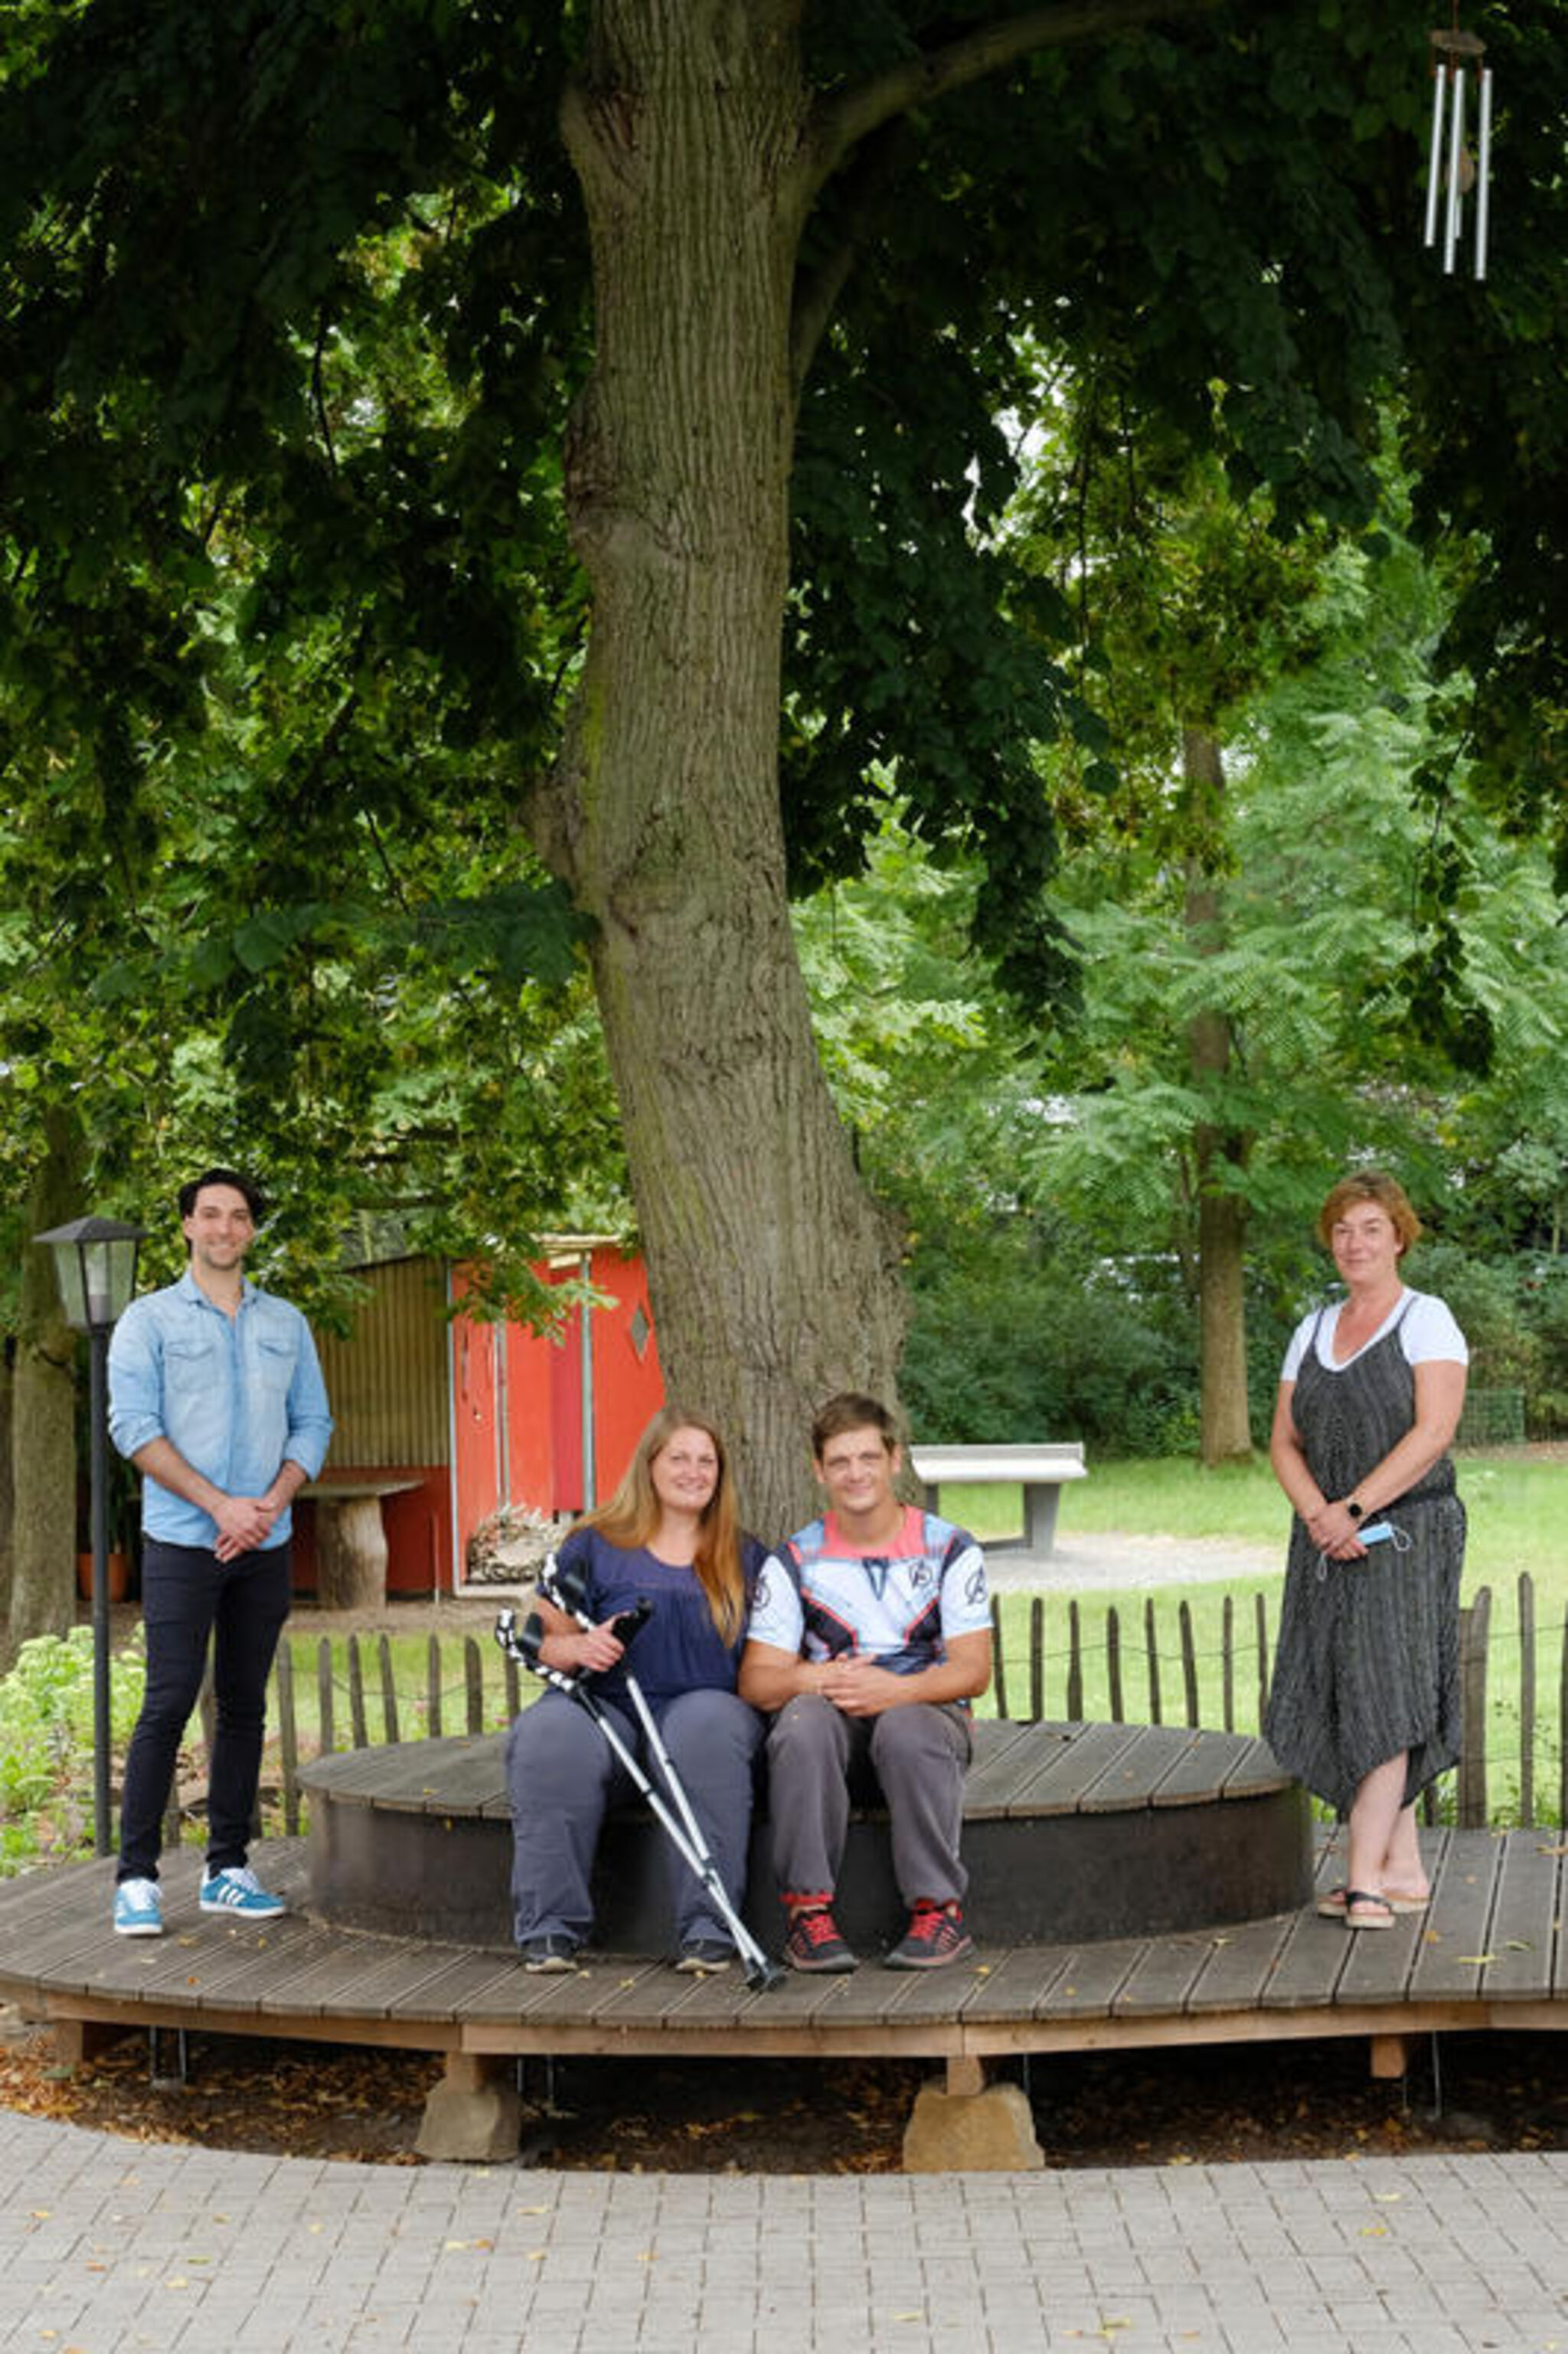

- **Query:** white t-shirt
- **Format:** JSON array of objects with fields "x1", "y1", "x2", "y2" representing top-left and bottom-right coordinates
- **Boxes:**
[{"x1": 1279, "y1": 1287, "x2": 1468, "y2": 1383}]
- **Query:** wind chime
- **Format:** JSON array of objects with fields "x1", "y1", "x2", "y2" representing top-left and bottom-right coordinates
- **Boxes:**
[{"x1": 1423, "y1": 15, "x2": 1492, "y2": 280}]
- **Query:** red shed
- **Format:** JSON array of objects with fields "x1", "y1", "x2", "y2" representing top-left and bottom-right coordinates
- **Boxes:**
[{"x1": 295, "y1": 1238, "x2": 665, "y2": 1597}]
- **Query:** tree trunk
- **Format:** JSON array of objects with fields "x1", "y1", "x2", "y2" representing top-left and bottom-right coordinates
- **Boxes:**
[
  {"x1": 1182, "y1": 728, "x2": 1253, "y2": 1466},
  {"x1": 0, "y1": 1347, "x2": 14, "y2": 1635},
  {"x1": 531, "y1": 4, "x2": 905, "y2": 1535},
  {"x1": 8, "y1": 1107, "x2": 83, "y2": 1657}
]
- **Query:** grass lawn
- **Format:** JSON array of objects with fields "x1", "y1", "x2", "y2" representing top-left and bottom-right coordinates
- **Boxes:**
[{"x1": 962, "y1": 1450, "x2": 1566, "y2": 1824}]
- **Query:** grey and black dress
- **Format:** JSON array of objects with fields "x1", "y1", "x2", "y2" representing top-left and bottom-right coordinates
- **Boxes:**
[{"x1": 1263, "y1": 1303, "x2": 1465, "y2": 1817}]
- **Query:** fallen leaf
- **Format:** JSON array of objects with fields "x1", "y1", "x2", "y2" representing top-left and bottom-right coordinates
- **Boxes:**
[{"x1": 1455, "y1": 1953, "x2": 1495, "y2": 1966}]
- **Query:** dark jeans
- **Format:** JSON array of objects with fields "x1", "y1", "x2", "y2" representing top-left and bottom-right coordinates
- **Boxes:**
[{"x1": 116, "y1": 1538, "x2": 292, "y2": 1883}]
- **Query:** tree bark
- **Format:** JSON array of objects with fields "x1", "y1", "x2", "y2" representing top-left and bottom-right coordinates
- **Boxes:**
[
  {"x1": 1182, "y1": 729, "x2": 1253, "y2": 1466},
  {"x1": 7, "y1": 1107, "x2": 83, "y2": 1658},
  {"x1": 531, "y1": 3, "x2": 906, "y2": 1534}
]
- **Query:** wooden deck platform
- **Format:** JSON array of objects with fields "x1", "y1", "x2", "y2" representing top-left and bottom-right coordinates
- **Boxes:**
[
  {"x1": 5, "y1": 1723, "x2": 1568, "y2": 2163},
  {"x1": 4, "y1": 1824, "x2": 1566, "y2": 2083}
]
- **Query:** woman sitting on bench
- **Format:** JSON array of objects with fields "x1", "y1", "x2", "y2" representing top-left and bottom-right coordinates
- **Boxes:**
[{"x1": 504, "y1": 1406, "x2": 766, "y2": 1974}]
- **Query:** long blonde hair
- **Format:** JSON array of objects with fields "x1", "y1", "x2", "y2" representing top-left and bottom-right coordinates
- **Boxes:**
[{"x1": 580, "y1": 1405, "x2": 747, "y2": 1645}]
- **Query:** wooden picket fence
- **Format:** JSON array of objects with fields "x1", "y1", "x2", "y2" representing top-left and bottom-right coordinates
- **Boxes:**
[{"x1": 224, "y1": 1571, "x2": 1561, "y2": 1846}]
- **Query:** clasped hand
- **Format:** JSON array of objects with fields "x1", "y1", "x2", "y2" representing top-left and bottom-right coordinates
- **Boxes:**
[
  {"x1": 817, "y1": 1655, "x2": 901, "y2": 1716},
  {"x1": 213, "y1": 1494, "x2": 281, "y2": 1562},
  {"x1": 1303, "y1": 1498, "x2": 1367, "y2": 1562}
]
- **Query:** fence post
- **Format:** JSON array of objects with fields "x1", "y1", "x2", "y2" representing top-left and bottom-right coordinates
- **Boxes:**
[
  {"x1": 1457, "y1": 1587, "x2": 1491, "y2": 1829},
  {"x1": 377, "y1": 1633, "x2": 400, "y2": 1746},
  {"x1": 1178, "y1": 1600, "x2": 1200, "y2": 1728},
  {"x1": 1067, "y1": 1599, "x2": 1083, "y2": 1723},
  {"x1": 465, "y1": 1636, "x2": 485, "y2": 1733},
  {"x1": 1106, "y1": 1606, "x2": 1123, "y2": 1723},
  {"x1": 990, "y1": 1595, "x2": 1009, "y2": 1720},
  {"x1": 426, "y1": 1633, "x2": 443, "y2": 1738},
  {"x1": 1145, "y1": 1597, "x2": 1162, "y2": 1725},
  {"x1": 316, "y1": 1636, "x2": 335, "y2": 1757},
  {"x1": 1254, "y1": 1592, "x2": 1270, "y2": 1731},
  {"x1": 274, "y1": 1641, "x2": 300, "y2": 1837},
  {"x1": 1518, "y1": 1571, "x2": 1535, "y2": 1828},
  {"x1": 1221, "y1": 1594, "x2": 1235, "y2": 1733},
  {"x1": 347, "y1": 1635, "x2": 368, "y2": 1750},
  {"x1": 1028, "y1": 1597, "x2": 1044, "y2": 1721}
]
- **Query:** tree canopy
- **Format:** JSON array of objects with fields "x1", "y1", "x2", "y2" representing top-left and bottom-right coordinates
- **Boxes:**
[{"x1": 3, "y1": 1, "x2": 1566, "y2": 1534}]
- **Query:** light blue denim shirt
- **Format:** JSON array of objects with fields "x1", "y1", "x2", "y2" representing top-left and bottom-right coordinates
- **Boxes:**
[{"x1": 108, "y1": 1270, "x2": 334, "y2": 1551}]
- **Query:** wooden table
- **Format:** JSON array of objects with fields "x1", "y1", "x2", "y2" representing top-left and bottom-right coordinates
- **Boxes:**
[
  {"x1": 910, "y1": 1441, "x2": 1087, "y2": 1558},
  {"x1": 301, "y1": 1480, "x2": 421, "y2": 1610}
]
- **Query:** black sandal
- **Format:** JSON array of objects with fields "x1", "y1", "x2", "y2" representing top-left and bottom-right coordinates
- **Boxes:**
[{"x1": 1341, "y1": 1888, "x2": 1395, "y2": 1930}]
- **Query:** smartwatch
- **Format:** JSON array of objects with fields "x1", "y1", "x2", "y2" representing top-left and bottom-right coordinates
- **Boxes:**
[{"x1": 1346, "y1": 1498, "x2": 1364, "y2": 1521}]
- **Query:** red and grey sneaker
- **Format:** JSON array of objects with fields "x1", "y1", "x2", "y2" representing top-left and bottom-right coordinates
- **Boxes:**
[
  {"x1": 782, "y1": 1904, "x2": 857, "y2": 1973},
  {"x1": 884, "y1": 1901, "x2": 972, "y2": 1970}
]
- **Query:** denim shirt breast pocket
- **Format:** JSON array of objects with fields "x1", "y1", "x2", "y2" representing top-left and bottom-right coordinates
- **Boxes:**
[
  {"x1": 252, "y1": 1333, "x2": 297, "y2": 1391},
  {"x1": 159, "y1": 1329, "x2": 230, "y2": 1475},
  {"x1": 163, "y1": 1332, "x2": 220, "y2": 1400}
]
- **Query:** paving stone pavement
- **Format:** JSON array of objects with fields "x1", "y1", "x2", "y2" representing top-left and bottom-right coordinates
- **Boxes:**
[{"x1": 3, "y1": 2110, "x2": 1567, "y2": 2354}]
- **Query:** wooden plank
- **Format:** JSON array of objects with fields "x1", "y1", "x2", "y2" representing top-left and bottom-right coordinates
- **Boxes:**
[
  {"x1": 1335, "y1": 1892, "x2": 1431, "y2": 2009},
  {"x1": 1481, "y1": 1828, "x2": 1560, "y2": 2003},
  {"x1": 865, "y1": 1953, "x2": 1000, "y2": 2027},
  {"x1": 1219, "y1": 1736, "x2": 1295, "y2": 1800},
  {"x1": 1005, "y1": 1721, "x2": 1147, "y2": 1816},
  {"x1": 1183, "y1": 1911, "x2": 1301, "y2": 2016},
  {"x1": 1077, "y1": 1724, "x2": 1210, "y2": 1815},
  {"x1": 961, "y1": 1721, "x2": 1073, "y2": 1814},
  {"x1": 1032, "y1": 1937, "x2": 1145, "y2": 2020},
  {"x1": 1408, "y1": 1827, "x2": 1507, "y2": 2003},
  {"x1": 1255, "y1": 1895, "x2": 1351, "y2": 2013},
  {"x1": 1112, "y1": 1933, "x2": 1215, "y2": 2018},
  {"x1": 953, "y1": 1942, "x2": 1078, "y2": 2024},
  {"x1": 1151, "y1": 1728, "x2": 1255, "y2": 1806}
]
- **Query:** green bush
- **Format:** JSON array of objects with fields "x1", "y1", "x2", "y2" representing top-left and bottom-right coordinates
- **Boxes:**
[
  {"x1": 0, "y1": 1625, "x2": 145, "y2": 1875},
  {"x1": 900, "y1": 1229, "x2": 1201, "y2": 1455}
]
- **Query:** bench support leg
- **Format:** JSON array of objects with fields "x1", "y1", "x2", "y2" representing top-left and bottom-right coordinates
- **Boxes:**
[
  {"x1": 903, "y1": 2060, "x2": 1044, "y2": 2173},
  {"x1": 415, "y1": 2051, "x2": 522, "y2": 2163},
  {"x1": 1369, "y1": 2033, "x2": 1411, "y2": 2081},
  {"x1": 50, "y1": 2019, "x2": 132, "y2": 2070}
]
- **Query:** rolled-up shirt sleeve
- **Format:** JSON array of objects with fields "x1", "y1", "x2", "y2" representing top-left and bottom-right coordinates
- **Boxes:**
[
  {"x1": 282, "y1": 1318, "x2": 334, "y2": 1479},
  {"x1": 106, "y1": 1301, "x2": 168, "y2": 1461}
]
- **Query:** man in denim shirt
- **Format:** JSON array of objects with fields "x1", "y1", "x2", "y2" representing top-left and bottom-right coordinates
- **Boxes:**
[{"x1": 107, "y1": 1169, "x2": 333, "y2": 1936}]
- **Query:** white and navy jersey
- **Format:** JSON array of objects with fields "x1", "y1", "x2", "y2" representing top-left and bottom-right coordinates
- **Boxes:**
[{"x1": 747, "y1": 1505, "x2": 990, "y2": 1679}]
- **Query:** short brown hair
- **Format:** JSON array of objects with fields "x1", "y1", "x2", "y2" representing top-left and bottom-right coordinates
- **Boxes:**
[
  {"x1": 1317, "y1": 1170, "x2": 1423, "y2": 1256},
  {"x1": 811, "y1": 1392, "x2": 900, "y2": 1460}
]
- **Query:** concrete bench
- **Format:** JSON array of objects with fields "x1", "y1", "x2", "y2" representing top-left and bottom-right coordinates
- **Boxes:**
[{"x1": 910, "y1": 1441, "x2": 1086, "y2": 1559}]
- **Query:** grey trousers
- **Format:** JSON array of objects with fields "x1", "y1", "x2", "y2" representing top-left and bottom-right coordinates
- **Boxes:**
[
  {"x1": 505, "y1": 1685, "x2": 763, "y2": 1950},
  {"x1": 764, "y1": 1693, "x2": 973, "y2": 1909}
]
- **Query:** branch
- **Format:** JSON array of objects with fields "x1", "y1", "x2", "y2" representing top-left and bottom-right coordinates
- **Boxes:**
[
  {"x1": 808, "y1": 0, "x2": 1221, "y2": 192},
  {"x1": 789, "y1": 117, "x2": 913, "y2": 397}
]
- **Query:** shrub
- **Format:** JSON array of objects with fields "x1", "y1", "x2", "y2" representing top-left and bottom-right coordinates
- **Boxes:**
[{"x1": 0, "y1": 1626, "x2": 145, "y2": 1875}]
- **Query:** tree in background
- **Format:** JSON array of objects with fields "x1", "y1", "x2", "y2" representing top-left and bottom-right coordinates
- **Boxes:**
[{"x1": 3, "y1": 3, "x2": 1566, "y2": 1531}]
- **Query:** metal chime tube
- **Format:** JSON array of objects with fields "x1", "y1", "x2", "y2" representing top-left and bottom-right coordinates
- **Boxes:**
[
  {"x1": 1475, "y1": 66, "x2": 1493, "y2": 280},
  {"x1": 1442, "y1": 64, "x2": 1466, "y2": 273},
  {"x1": 1423, "y1": 60, "x2": 1448, "y2": 246}
]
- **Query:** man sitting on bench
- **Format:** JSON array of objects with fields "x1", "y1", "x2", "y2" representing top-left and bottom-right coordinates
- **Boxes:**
[{"x1": 738, "y1": 1392, "x2": 992, "y2": 1973}]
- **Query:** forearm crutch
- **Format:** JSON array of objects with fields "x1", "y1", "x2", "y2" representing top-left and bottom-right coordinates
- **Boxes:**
[{"x1": 495, "y1": 1574, "x2": 782, "y2": 1992}]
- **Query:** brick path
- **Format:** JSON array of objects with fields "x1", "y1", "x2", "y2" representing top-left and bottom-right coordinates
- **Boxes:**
[{"x1": 3, "y1": 2109, "x2": 1566, "y2": 2352}]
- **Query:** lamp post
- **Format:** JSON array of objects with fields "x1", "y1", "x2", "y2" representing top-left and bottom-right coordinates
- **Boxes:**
[{"x1": 34, "y1": 1215, "x2": 144, "y2": 1856}]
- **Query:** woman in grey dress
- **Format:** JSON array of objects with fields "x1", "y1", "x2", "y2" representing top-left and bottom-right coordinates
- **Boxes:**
[{"x1": 1263, "y1": 1172, "x2": 1468, "y2": 1930}]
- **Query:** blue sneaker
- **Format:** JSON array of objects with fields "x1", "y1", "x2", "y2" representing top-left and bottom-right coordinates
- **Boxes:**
[
  {"x1": 113, "y1": 1877, "x2": 163, "y2": 1937},
  {"x1": 199, "y1": 1865, "x2": 286, "y2": 1921}
]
